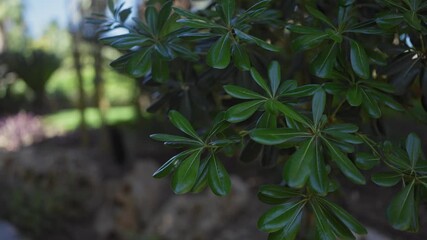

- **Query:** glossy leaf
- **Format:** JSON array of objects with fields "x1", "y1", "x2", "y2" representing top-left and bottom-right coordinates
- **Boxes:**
[
  {"x1": 311, "y1": 43, "x2": 338, "y2": 78},
  {"x1": 387, "y1": 181, "x2": 416, "y2": 231},
  {"x1": 150, "y1": 134, "x2": 202, "y2": 146},
  {"x1": 225, "y1": 100, "x2": 264, "y2": 123},
  {"x1": 312, "y1": 88, "x2": 326, "y2": 124},
  {"x1": 269, "y1": 61, "x2": 281, "y2": 96},
  {"x1": 171, "y1": 150, "x2": 202, "y2": 194},
  {"x1": 346, "y1": 85, "x2": 363, "y2": 106},
  {"x1": 224, "y1": 85, "x2": 265, "y2": 100},
  {"x1": 350, "y1": 40, "x2": 370, "y2": 79},
  {"x1": 306, "y1": 5, "x2": 334, "y2": 27},
  {"x1": 372, "y1": 172, "x2": 402, "y2": 187},
  {"x1": 258, "y1": 185, "x2": 301, "y2": 205},
  {"x1": 152, "y1": 149, "x2": 197, "y2": 178},
  {"x1": 323, "y1": 138, "x2": 366, "y2": 184},
  {"x1": 355, "y1": 152, "x2": 380, "y2": 170},
  {"x1": 309, "y1": 140, "x2": 329, "y2": 194},
  {"x1": 232, "y1": 43, "x2": 251, "y2": 70},
  {"x1": 361, "y1": 88, "x2": 381, "y2": 118},
  {"x1": 283, "y1": 138, "x2": 316, "y2": 188},
  {"x1": 207, "y1": 33, "x2": 232, "y2": 69},
  {"x1": 258, "y1": 201, "x2": 305, "y2": 232},
  {"x1": 169, "y1": 110, "x2": 201, "y2": 141},
  {"x1": 406, "y1": 133, "x2": 421, "y2": 168},
  {"x1": 208, "y1": 155, "x2": 231, "y2": 196},
  {"x1": 250, "y1": 128, "x2": 310, "y2": 145},
  {"x1": 250, "y1": 67, "x2": 272, "y2": 97}
]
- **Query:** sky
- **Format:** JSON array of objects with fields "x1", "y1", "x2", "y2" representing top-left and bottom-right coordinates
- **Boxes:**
[{"x1": 23, "y1": 0, "x2": 137, "y2": 39}]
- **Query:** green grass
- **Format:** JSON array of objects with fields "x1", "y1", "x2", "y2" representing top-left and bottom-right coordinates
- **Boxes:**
[{"x1": 43, "y1": 106, "x2": 138, "y2": 132}]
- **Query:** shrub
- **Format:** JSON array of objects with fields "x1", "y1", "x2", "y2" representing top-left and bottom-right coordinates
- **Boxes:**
[{"x1": 94, "y1": 0, "x2": 427, "y2": 239}]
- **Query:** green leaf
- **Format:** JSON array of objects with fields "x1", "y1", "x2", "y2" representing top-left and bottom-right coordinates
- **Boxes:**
[
  {"x1": 232, "y1": 43, "x2": 251, "y2": 70},
  {"x1": 168, "y1": 110, "x2": 201, "y2": 141},
  {"x1": 225, "y1": 100, "x2": 264, "y2": 123},
  {"x1": 268, "y1": 61, "x2": 281, "y2": 96},
  {"x1": 305, "y1": 5, "x2": 335, "y2": 28},
  {"x1": 208, "y1": 155, "x2": 231, "y2": 196},
  {"x1": 257, "y1": 112, "x2": 277, "y2": 128},
  {"x1": 325, "y1": 132, "x2": 363, "y2": 144},
  {"x1": 406, "y1": 133, "x2": 421, "y2": 168},
  {"x1": 291, "y1": 34, "x2": 329, "y2": 52},
  {"x1": 191, "y1": 156, "x2": 211, "y2": 193},
  {"x1": 145, "y1": 6, "x2": 158, "y2": 33},
  {"x1": 283, "y1": 138, "x2": 316, "y2": 188},
  {"x1": 286, "y1": 24, "x2": 324, "y2": 34},
  {"x1": 152, "y1": 149, "x2": 197, "y2": 178},
  {"x1": 250, "y1": 67, "x2": 272, "y2": 97},
  {"x1": 346, "y1": 85, "x2": 363, "y2": 106},
  {"x1": 150, "y1": 134, "x2": 203, "y2": 146},
  {"x1": 274, "y1": 101, "x2": 311, "y2": 127},
  {"x1": 312, "y1": 88, "x2": 326, "y2": 124},
  {"x1": 171, "y1": 150, "x2": 202, "y2": 194},
  {"x1": 310, "y1": 201, "x2": 336, "y2": 240},
  {"x1": 387, "y1": 181, "x2": 416, "y2": 231},
  {"x1": 177, "y1": 18, "x2": 224, "y2": 29},
  {"x1": 350, "y1": 40, "x2": 370, "y2": 79},
  {"x1": 309, "y1": 140, "x2": 329, "y2": 194},
  {"x1": 324, "y1": 123, "x2": 358, "y2": 133},
  {"x1": 240, "y1": 140, "x2": 263, "y2": 163},
  {"x1": 258, "y1": 185, "x2": 301, "y2": 205},
  {"x1": 250, "y1": 128, "x2": 310, "y2": 145},
  {"x1": 323, "y1": 138, "x2": 366, "y2": 184},
  {"x1": 128, "y1": 48, "x2": 152, "y2": 77},
  {"x1": 372, "y1": 172, "x2": 402, "y2": 187},
  {"x1": 403, "y1": 11, "x2": 422, "y2": 30},
  {"x1": 376, "y1": 13, "x2": 403, "y2": 29},
  {"x1": 100, "y1": 34, "x2": 150, "y2": 50},
  {"x1": 285, "y1": 84, "x2": 320, "y2": 97},
  {"x1": 320, "y1": 199, "x2": 368, "y2": 235},
  {"x1": 220, "y1": 0, "x2": 235, "y2": 25},
  {"x1": 224, "y1": 85, "x2": 264, "y2": 100},
  {"x1": 267, "y1": 212, "x2": 302, "y2": 240},
  {"x1": 311, "y1": 43, "x2": 338, "y2": 78},
  {"x1": 361, "y1": 88, "x2": 381, "y2": 118},
  {"x1": 207, "y1": 33, "x2": 232, "y2": 69},
  {"x1": 355, "y1": 152, "x2": 380, "y2": 170},
  {"x1": 157, "y1": 1, "x2": 173, "y2": 31},
  {"x1": 234, "y1": 29, "x2": 280, "y2": 52},
  {"x1": 258, "y1": 201, "x2": 305, "y2": 232}
]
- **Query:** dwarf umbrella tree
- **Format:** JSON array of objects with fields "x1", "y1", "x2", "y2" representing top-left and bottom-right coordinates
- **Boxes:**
[{"x1": 93, "y1": 0, "x2": 427, "y2": 239}]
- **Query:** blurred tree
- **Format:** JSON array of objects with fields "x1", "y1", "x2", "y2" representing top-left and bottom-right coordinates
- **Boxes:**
[{"x1": 0, "y1": 0, "x2": 26, "y2": 53}]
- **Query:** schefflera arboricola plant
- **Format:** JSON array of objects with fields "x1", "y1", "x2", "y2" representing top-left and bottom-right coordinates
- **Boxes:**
[{"x1": 93, "y1": 0, "x2": 427, "y2": 239}]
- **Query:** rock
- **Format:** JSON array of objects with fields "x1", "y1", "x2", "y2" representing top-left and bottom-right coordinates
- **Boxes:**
[
  {"x1": 144, "y1": 176, "x2": 250, "y2": 240},
  {"x1": 94, "y1": 160, "x2": 169, "y2": 239}
]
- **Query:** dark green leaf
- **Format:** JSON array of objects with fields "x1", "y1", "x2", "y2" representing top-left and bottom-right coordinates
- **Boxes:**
[
  {"x1": 171, "y1": 150, "x2": 202, "y2": 194},
  {"x1": 153, "y1": 149, "x2": 197, "y2": 178},
  {"x1": 258, "y1": 185, "x2": 301, "y2": 205},
  {"x1": 291, "y1": 34, "x2": 329, "y2": 52},
  {"x1": 324, "y1": 123, "x2": 358, "y2": 133},
  {"x1": 320, "y1": 199, "x2": 367, "y2": 235},
  {"x1": 406, "y1": 133, "x2": 421, "y2": 168},
  {"x1": 346, "y1": 85, "x2": 363, "y2": 106},
  {"x1": 311, "y1": 43, "x2": 338, "y2": 78},
  {"x1": 208, "y1": 155, "x2": 231, "y2": 196},
  {"x1": 323, "y1": 138, "x2": 366, "y2": 184},
  {"x1": 376, "y1": 13, "x2": 403, "y2": 29},
  {"x1": 283, "y1": 138, "x2": 316, "y2": 188},
  {"x1": 234, "y1": 29, "x2": 280, "y2": 52},
  {"x1": 305, "y1": 5, "x2": 335, "y2": 28},
  {"x1": 274, "y1": 101, "x2": 311, "y2": 127},
  {"x1": 325, "y1": 132, "x2": 363, "y2": 144},
  {"x1": 191, "y1": 156, "x2": 210, "y2": 193},
  {"x1": 285, "y1": 84, "x2": 320, "y2": 97},
  {"x1": 225, "y1": 100, "x2": 264, "y2": 123},
  {"x1": 145, "y1": 6, "x2": 158, "y2": 33},
  {"x1": 355, "y1": 152, "x2": 380, "y2": 170},
  {"x1": 127, "y1": 48, "x2": 152, "y2": 77},
  {"x1": 372, "y1": 172, "x2": 402, "y2": 187},
  {"x1": 286, "y1": 24, "x2": 324, "y2": 34},
  {"x1": 232, "y1": 44, "x2": 251, "y2": 70},
  {"x1": 224, "y1": 85, "x2": 265, "y2": 100},
  {"x1": 269, "y1": 61, "x2": 281, "y2": 96},
  {"x1": 250, "y1": 128, "x2": 310, "y2": 145},
  {"x1": 361, "y1": 88, "x2": 381, "y2": 118},
  {"x1": 258, "y1": 201, "x2": 305, "y2": 232},
  {"x1": 157, "y1": 1, "x2": 173, "y2": 31},
  {"x1": 220, "y1": 0, "x2": 235, "y2": 25},
  {"x1": 309, "y1": 140, "x2": 329, "y2": 194},
  {"x1": 350, "y1": 40, "x2": 370, "y2": 79},
  {"x1": 207, "y1": 33, "x2": 232, "y2": 69},
  {"x1": 312, "y1": 88, "x2": 326, "y2": 124},
  {"x1": 150, "y1": 134, "x2": 203, "y2": 146},
  {"x1": 250, "y1": 67, "x2": 273, "y2": 96},
  {"x1": 267, "y1": 212, "x2": 302, "y2": 240},
  {"x1": 387, "y1": 181, "x2": 416, "y2": 231},
  {"x1": 169, "y1": 110, "x2": 201, "y2": 141},
  {"x1": 403, "y1": 11, "x2": 422, "y2": 30}
]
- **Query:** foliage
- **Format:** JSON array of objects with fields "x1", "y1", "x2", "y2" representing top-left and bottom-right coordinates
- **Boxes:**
[{"x1": 95, "y1": 0, "x2": 427, "y2": 238}]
